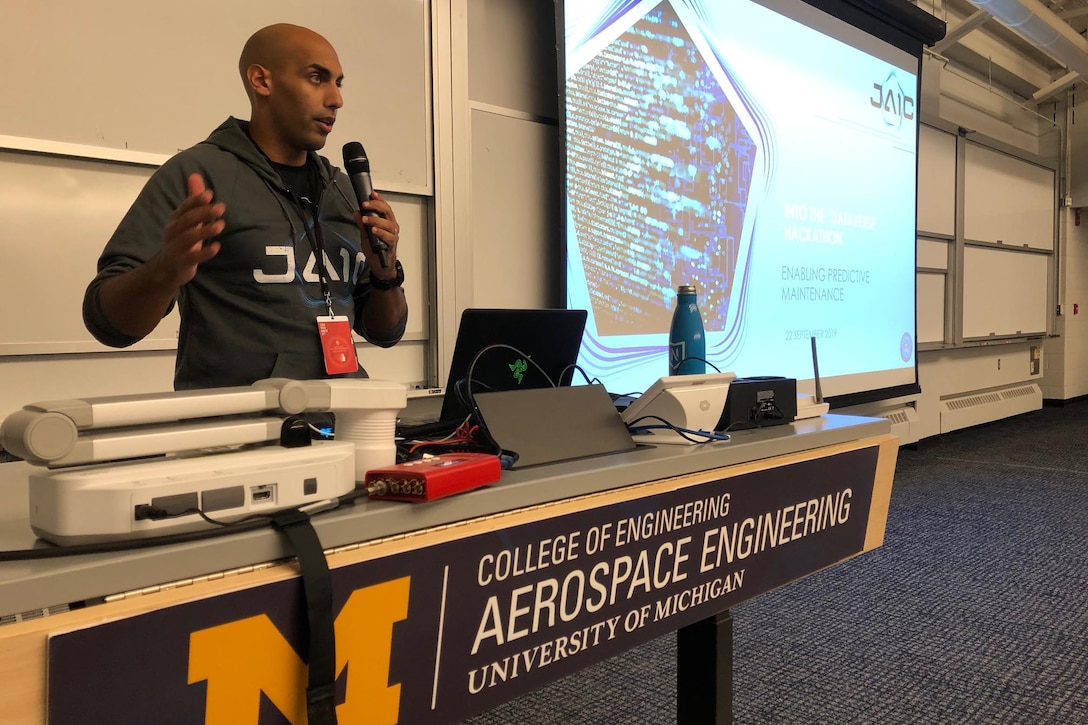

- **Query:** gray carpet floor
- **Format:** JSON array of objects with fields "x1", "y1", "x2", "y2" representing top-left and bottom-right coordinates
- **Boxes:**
[{"x1": 464, "y1": 403, "x2": 1088, "y2": 724}]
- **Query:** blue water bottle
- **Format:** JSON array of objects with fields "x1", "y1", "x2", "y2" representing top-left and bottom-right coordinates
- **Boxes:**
[{"x1": 669, "y1": 284, "x2": 706, "y2": 375}]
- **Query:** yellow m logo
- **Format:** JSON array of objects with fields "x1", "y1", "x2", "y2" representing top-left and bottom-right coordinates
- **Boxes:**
[{"x1": 188, "y1": 576, "x2": 411, "y2": 725}]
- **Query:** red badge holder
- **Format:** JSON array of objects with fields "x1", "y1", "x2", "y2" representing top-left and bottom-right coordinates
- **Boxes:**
[{"x1": 316, "y1": 316, "x2": 359, "y2": 375}]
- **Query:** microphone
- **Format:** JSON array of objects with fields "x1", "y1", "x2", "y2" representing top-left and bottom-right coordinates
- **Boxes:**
[{"x1": 342, "y1": 141, "x2": 390, "y2": 268}]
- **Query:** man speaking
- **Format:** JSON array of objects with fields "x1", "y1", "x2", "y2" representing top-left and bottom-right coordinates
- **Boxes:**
[{"x1": 83, "y1": 24, "x2": 408, "y2": 389}]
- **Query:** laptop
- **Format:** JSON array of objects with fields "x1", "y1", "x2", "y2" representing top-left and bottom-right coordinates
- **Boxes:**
[{"x1": 398, "y1": 308, "x2": 589, "y2": 436}]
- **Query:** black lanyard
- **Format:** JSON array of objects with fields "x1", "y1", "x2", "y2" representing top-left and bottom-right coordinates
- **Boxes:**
[
  {"x1": 269, "y1": 153, "x2": 337, "y2": 318},
  {"x1": 298, "y1": 193, "x2": 336, "y2": 318}
]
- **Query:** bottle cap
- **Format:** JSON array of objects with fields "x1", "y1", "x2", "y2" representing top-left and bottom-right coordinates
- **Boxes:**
[{"x1": 677, "y1": 284, "x2": 697, "y2": 295}]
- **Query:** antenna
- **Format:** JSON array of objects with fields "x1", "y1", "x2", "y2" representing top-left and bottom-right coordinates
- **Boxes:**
[{"x1": 810, "y1": 336, "x2": 823, "y2": 404}]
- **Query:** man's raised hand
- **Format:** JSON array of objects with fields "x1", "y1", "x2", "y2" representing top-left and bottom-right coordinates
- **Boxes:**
[{"x1": 155, "y1": 173, "x2": 225, "y2": 287}]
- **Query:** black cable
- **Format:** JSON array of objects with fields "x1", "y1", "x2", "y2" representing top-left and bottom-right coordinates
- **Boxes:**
[
  {"x1": 456, "y1": 343, "x2": 557, "y2": 469},
  {"x1": 0, "y1": 516, "x2": 274, "y2": 562},
  {"x1": 0, "y1": 487, "x2": 373, "y2": 562},
  {"x1": 625, "y1": 415, "x2": 730, "y2": 443},
  {"x1": 673, "y1": 356, "x2": 722, "y2": 373},
  {"x1": 461, "y1": 343, "x2": 557, "y2": 431},
  {"x1": 559, "y1": 363, "x2": 602, "y2": 387},
  {"x1": 451, "y1": 376, "x2": 499, "y2": 414},
  {"x1": 750, "y1": 403, "x2": 787, "y2": 427},
  {"x1": 464, "y1": 343, "x2": 557, "y2": 392}
]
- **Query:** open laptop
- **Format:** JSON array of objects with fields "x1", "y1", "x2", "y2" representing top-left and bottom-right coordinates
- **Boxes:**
[{"x1": 397, "y1": 308, "x2": 588, "y2": 436}]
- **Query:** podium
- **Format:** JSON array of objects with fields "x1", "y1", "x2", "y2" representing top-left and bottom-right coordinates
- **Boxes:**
[{"x1": 0, "y1": 415, "x2": 896, "y2": 724}]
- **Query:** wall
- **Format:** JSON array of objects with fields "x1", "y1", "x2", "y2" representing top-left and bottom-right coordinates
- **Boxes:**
[
  {"x1": 465, "y1": 0, "x2": 561, "y2": 309},
  {"x1": 0, "y1": 2, "x2": 438, "y2": 420},
  {"x1": 1044, "y1": 207, "x2": 1088, "y2": 400},
  {"x1": 0, "y1": 0, "x2": 1079, "y2": 441},
  {"x1": 0, "y1": 172, "x2": 430, "y2": 416},
  {"x1": 0, "y1": 0, "x2": 562, "y2": 420},
  {"x1": 812, "y1": 6, "x2": 1067, "y2": 436}
]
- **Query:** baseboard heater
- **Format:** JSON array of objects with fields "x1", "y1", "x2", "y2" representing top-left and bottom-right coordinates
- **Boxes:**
[
  {"x1": 939, "y1": 383, "x2": 1042, "y2": 434},
  {"x1": 879, "y1": 406, "x2": 920, "y2": 446}
]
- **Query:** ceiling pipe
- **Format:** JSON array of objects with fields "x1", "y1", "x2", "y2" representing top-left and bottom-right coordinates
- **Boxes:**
[{"x1": 968, "y1": 0, "x2": 1088, "y2": 79}]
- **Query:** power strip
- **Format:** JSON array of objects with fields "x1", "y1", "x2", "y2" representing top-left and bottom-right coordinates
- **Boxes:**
[{"x1": 29, "y1": 441, "x2": 356, "y2": 545}]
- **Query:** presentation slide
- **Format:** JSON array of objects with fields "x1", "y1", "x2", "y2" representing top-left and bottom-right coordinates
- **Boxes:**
[{"x1": 563, "y1": 0, "x2": 919, "y2": 400}]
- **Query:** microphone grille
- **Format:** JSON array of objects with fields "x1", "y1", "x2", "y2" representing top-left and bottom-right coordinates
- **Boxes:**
[{"x1": 342, "y1": 141, "x2": 369, "y2": 173}]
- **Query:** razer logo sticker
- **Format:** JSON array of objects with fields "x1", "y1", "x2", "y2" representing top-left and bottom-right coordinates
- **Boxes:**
[{"x1": 509, "y1": 358, "x2": 528, "y2": 384}]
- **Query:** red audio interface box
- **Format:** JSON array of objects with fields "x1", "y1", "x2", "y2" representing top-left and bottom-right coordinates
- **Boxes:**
[{"x1": 364, "y1": 453, "x2": 502, "y2": 502}]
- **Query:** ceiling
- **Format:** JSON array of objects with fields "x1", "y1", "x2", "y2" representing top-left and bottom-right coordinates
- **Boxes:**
[{"x1": 914, "y1": 0, "x2": 1088, "y2": 103}]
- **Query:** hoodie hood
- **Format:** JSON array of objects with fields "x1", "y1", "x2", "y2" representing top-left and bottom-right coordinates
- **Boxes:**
[{"x1": 202, "y1": 117, "x2": 337, "y2": 193}]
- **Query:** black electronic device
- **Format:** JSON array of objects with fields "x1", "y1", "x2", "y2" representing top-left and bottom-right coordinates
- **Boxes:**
[
  {"x1": 397, "y1": 308, "x2": 588, "y2": 438},
  {"x1": 716, "y1": 376, "x2": 797, "y2": 431}
]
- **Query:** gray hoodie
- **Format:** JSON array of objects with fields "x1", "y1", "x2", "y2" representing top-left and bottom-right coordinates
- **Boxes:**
[{"x1": 84, "y1": 117, "x2": 406, "y2": 390}]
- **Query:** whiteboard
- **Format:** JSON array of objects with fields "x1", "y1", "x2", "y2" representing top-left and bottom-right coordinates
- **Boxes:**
[
  {"x1": 962, "y1": 246, "x2": 1048, "y2": 339},
  {"x1": 0, "y1": 152, "x2": 178, "y2": 354},
  {"x1": 0, "y1": 150, "x2": 427, "y2": 355},
  {"x1": 917, "y1": 125, "x2": 956, "y2": 237},
  {"x1": 916, "y1": 272, "x2": 945, "y2": 344},
  {"x1": 964, "y1": 143, "x2": 1054, "y2": 250},
  {"x1": 917, "y1": 237, "x2": 949, "y2": 270},
  {"x1": 916, "y1": 238, "x2": 948, "y2": 346},
  {"x1": 0, "y1": 0, "x2": 432, "y2": 194}
]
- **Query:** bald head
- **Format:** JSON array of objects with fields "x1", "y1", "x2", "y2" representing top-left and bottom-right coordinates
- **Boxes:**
[
  {"x1": 237, "y1": 24, "x2": 345, "y2": 164},
  {"x1": 239, "y1": 24, "x2": 337, "y2": 102}
]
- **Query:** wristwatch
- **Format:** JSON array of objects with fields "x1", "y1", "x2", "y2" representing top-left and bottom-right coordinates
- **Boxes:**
[{"x1": 369, "y1": 260, "x2": 404, "y2": 291}]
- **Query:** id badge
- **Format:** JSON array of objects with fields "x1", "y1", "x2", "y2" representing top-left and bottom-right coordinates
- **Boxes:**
[{"x1": 316, "y1": 316, "x2": 360, "y2": 375}]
